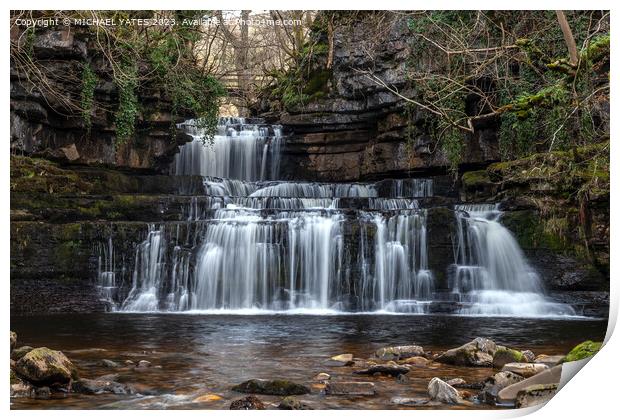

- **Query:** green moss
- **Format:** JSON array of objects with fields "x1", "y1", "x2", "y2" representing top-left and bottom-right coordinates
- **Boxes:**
[
  {"x1": 462, "y1": 170, "x2": 492, "y2": 188},
  {"x1": 563, "y1": 340, "x2": 602, "y2": 362}
]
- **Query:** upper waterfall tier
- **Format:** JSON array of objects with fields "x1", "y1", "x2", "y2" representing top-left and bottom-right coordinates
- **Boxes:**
[{"x1": 174, "y1": 117, "x2": 282, "y2": 181}]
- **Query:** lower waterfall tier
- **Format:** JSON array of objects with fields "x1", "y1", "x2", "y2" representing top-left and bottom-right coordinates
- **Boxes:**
[{"x1": 96, "y1": 192, "x2": 577, "y2": 317}]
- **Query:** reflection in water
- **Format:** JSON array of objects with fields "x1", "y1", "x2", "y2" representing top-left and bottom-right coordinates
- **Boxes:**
[{"x1": 11, "y1": 314, "x2": 607, "y2": 410}]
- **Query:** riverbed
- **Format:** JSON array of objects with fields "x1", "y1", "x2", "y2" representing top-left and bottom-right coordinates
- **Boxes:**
[{"x1": 10, "y1": 313, "x2": 607, "y2": 409}]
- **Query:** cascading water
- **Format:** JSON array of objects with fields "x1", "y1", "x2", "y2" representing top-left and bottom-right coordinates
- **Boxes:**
[
  {"x1": 451, "y1": 204, "x2": 576, "y2": 316},
  {"x1": 97, "y1": 116, "x2": 578, "y2": 317},
  {"x1": 174, "y1": 117, "x2": 282, "y2": 181}
]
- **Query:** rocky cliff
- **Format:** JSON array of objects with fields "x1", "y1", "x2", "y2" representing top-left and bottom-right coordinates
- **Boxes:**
[
  {"x1": 260, "y1": 12, "x2": 499, "y2": 181},
  {"x1": 10, "y1": 26, "x2": 192, "y2": 172}
]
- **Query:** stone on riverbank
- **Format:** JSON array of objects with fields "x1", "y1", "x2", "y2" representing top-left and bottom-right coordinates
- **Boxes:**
[
  {"x1": 15, "y1": 347, "x2": 78, "y2": 386},
  {"x1": 326, "y1": 353, "x2": 354, "y2": 366},
  {"x1": 193, "y1": 394, "x2": 223, "y2": 403},
  {"x1": 72, "y1": 378, "x2": 133, "y2": 395},
  {"x1": 401, "y1": 356, "x2": 430, "y2": 366},
  {"x1": 492, "y1": 347, "x2": 524, "y2": 368},
  {"x1": 522, "y1": 350, "x2": 536, "y2": 362},
  {"x1": 230, "y1": 395, "x2": 266, "y2": 410},
  {"x1": 278, "y1": 396, "x2": 312, "y2": 410},
  {"x1": 232, "y1": 379, "x2": 310, "y2": 396},
  {"x1": 515, "y1": 384, "x2": 558, "y2": 408},
  {"x1": 478, "y1": 371, "x2": 525, "y2": 404},
  {"x1": 501, "y1": 363, "x2": 548, "y2": 378},
  {"x1": 534, "y1": 355, "x2": 565, "y2": 367},
  {"x1": 374, "y1": 345, "x2": 425, "y2": 361},
  {"x1": 427, "y1": 377, "x2": 463, "y2": 404},
  {"x1": 325, "y1": 381, "x2": 376, "y2": 396},
  {"x1": 354, "y1": 364, "x2": 409, "y2": 377},
  {"x1": 434, "y1": 337, "x2": 497, "y2": 367},
  {"x1": 497, "y1": 365, "x2": 562, "y2": 404},
  {"x1": 563, "y1": 340, "x2": 602, "y2": 362}
]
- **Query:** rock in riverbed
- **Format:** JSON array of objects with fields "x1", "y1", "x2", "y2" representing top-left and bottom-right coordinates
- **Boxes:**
[
  {"x1": 100, "y1": 359, "x2": 120, "y2": 368},
  {"x1": 230, "y1": 395, "x2": 266, "y2": 410},
  {"x1": 232, "y1": 379, "x2": 310, "y2": 396},
  {"x1": 325, "y1": 381, "x2": 376, "y2": 396},
  {"x1": 354, "y1": 364, "x2": 409, "y2": 377},
  {"x1": 492, "y1": 347, "x2": 525, "y2": 368},
  {"x1": 72, "y1": 378, "x2": 133, "y2": 395},
  {"x1": 11, "y1": 346, "x2": 34, "y2": 361},
  {"x1": 563, "y1": 340, "x2": 602, "y2": 362},
  {"x1": 497, "y1": 365, "x2": 562, "y2": 405},
  {"x1": 515, "y1": 384, "x2": 558, "y2": 408},
  {"x1": 374, "y1": 345, "x2": 425, "y2": 361},
  {"x1": 534, "y1": 355, "x2": 565, "y2": 367},
  {"x1": 10, "y1": 331, "x2": 17, "y2": 351},
  {"x1": 427, "y1": 377, "x2": 464, "y2": 404},
  {"x1": 478, "y1": 371, "x2": 525, "y2": 404},
  {"x1": 313, "y1": 372, "x2": 330, "y2": 381},
  {"x1": 501, "y1": 363, "x2": 548, "y2": 378},
  {"x1": 326, "y1": 353, "x2": 354, "y2": 366},
  {"x1": 278, "y1": 396, "x2": 312, "y2": 410},
  {"x1": 15, "y1": 347, "x2": 78, "y2": 386},
  {"x1": 434, "y1": 337, "x2": 497, "y2": 367}
]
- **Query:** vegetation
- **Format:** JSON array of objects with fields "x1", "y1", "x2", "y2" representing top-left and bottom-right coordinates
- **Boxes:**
[
  {"x1": 10, "y1": 10, "x2": 227, "y2": 145},
  {"x1": 563, "y1": 340, "x2": 603, "y2": 362},
  {"x1": 401, "y1": 11, "x2": 610, "y2": 171}
]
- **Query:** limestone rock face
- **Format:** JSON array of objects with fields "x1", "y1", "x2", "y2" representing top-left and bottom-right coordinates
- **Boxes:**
[
  {"x1": 15, "y1": 347, "x2": 78, "y2": 386},
  {"x1": 10, "y1": 27, "x2": 193, "y2": 172},
  {"x1": 435, "y1": 337, "x2": 497, "y2": 367}
]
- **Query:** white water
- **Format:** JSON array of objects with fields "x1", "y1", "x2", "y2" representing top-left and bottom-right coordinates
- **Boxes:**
[
  {"x1": 452, "y1": 204, "x2": 576, "y2": 317},
  {"x1": 97, "y1": 117, "x2": 578, "y2": 317},
  {"x1": 174, "y1": 117, "x2": 282, "y2": 181}
]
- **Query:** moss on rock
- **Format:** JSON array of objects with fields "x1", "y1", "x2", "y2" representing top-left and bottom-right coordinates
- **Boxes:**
[{"x1": 563, "y1": 340, "x2": 602, "y2": 362}]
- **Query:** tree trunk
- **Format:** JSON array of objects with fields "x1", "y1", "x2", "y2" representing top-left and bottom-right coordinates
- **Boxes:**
[{"x1": 556, "y1": 11, "x2": 579, "y2": 66}]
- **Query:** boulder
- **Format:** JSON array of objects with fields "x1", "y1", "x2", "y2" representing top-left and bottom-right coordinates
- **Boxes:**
[
  {"x1": 501, "y1": 363, "x2": 548, "y2": 378},
  {"x1": 563, "y1": 340, "x2": 602, "y2": 362},
  {"x1": 313, "y1": 372, "x2": 330, "y2": 381},
  {"x1": 374, "y1": 345, "x2": 425, "y2": 361},
  {"x1": 326, "y1": 353, "x2": 354, "y2": 366},
  {"x1": 401, "y1": 356, "x2": 430, "y2": 366},
  {"x1": 534, "y1": 355, "x2": 565, "y2": 367},
  {"x1": 522, "y1": 350, "x2": 536, "y2": 362},
  {"x1": 10, "y1": 331, "x2": 17, "y2": 351},
  {"x1": 427, "y1": 377, "x2": 463, "y2": 404},
  {"x1": 15, "y1": 347, "x2": 78, "y2": 386},
  {"x1": 230, "y1": 395, "x2": 266, "y2": 410},
  {"x1": 435, "y1": 338, "x2": 497, "y2": 367},
  {"x1": 446, "y1": 378, "x2": 467, "y2": 387},
  {"x1": 478, "y1": 371, "x2": 525, "y2": 404},
  {"x1": 232, "y1": 379, "x2": 310, "y2": 396},
  {"x1": 278, "y1": 396, "x2": 312, "y2": 410},
  {"x1": 72, "y1": 378, "x2": 133, "y2": 395},
  {"x1": 11, "y1": 346, "x2": 34, "y2": 361},
  {"x1": 137, "y1": 360, "x2": 151, "y2": 368},
  {"x1": 497, "y1": 365, "x2": 562, "y2": 404},
  {"x1": 515, "y1": 384, "x2": 558, "y2": 408},
  {"x1": 354, "y1": 364, "x2": 409, "y2": 377},
  {"x1": 325, "y1": 381, "x2": 376, "y2": 396},
  {"x1": 33, "y1": 386, "x2": 52, "y2": 399},
  {"x1": 100, "y1": 359, "x2": 120, "y2": 368},
  {"x1": 492, "y1": 347, "x2": 524, "y2": 368}
]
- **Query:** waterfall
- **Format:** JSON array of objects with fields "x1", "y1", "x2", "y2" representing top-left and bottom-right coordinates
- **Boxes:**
[
  {"x1": 451, "y1": 204, "x2": 576, "y2": 316},
  {"x1": 96, "y1": 116, "x2": 578, "y2": 317},
  {"x1": 174, "y1": 117, "x2": 282, "y2": 181}
]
